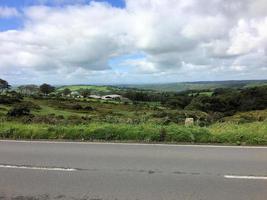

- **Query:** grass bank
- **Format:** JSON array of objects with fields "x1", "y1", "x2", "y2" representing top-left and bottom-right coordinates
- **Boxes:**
[{"x1": 0, "y1": 121, "x2": 266, "y2": 145}]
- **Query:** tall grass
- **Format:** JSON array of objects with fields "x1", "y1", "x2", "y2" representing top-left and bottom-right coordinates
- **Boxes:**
[
  {"x1": 210, "y1": 122, "x2": 267, "y2": 145},
  {"x1": 0, "y1": 122, "x2": 209, "y2": 143},
  {"x1": 1, "y1": 121, "x2": 266, "y2": 145}
]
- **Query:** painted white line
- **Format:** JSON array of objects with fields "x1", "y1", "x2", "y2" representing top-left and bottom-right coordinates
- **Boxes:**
[
  {"x1": 1, "y1": 139, "x2": 267, "y2": 149},
  {"x1": 224, "y1": 175, "x2": 267, "y2": 180},
  {"x1": 0, "y1": 164, "x2": 77, "y2": 172}
]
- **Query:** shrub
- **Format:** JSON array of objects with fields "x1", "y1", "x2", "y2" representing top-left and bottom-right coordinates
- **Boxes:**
[
  {"x1": 70, "y1": 104, "x2": 83, "y2": 110},
  {"x1": 84, "y1": 105, "x2": 94, "y2": 111},
  {"x1": 0, "y1": 95, "x2": 22, "y2": 104},
  {"x1": 19, "y1": 101, "x2": 41, "y2": 110},
  {"x1": 7, "y1": 104, "x2": 31, "y2": 117}
]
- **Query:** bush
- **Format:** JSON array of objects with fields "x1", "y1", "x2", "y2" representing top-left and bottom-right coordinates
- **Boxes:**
[
  {"x1": 7, "y1": 104, "x2": 31, "y2": 117},
  {"x1": 31, "y1": 114, "x2": 65, "y2": 124},
  {"x1": 0, "y1": 95, "x2": 22, "y2": 104},
  {"x1": 84, "y1": 105, "x2": 94, "y2": 111},
  {"x1": 19, "y1": 101, "x2": 41, "y2": 110},
  {"x1": 70, "y1": 104, "x2": 83, "y2": 110}
]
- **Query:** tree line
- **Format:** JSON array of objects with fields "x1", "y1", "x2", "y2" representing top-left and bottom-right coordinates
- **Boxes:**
[
  {"x1": 1, "y1": 78, "x2": 267, "y2": 117},
  {"x1": 120, "y1": 86, "x2": 267, "y2": 116},
  {"x1": 0, "y1": 79, "x2": 55, "y2": 96}
]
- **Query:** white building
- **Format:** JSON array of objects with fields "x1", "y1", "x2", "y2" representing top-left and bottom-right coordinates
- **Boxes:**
[{"x1": 101, "y1": 94, "x2": 123, "y2": 100}]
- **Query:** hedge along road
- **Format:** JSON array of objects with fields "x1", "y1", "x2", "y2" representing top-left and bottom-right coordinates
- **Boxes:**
[{"x1": 0, "y1": 140, "x2": 267, "y2": 200}]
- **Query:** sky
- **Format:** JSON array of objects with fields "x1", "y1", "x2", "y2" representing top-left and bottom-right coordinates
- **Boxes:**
[{"x1": 0, "y1": 0, "x2": 267, "y2": 85}]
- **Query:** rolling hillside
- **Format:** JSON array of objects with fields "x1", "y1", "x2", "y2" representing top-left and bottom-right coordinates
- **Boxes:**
[{"x1": 119, "y1": 80, "x2": 267, "y2": 92}]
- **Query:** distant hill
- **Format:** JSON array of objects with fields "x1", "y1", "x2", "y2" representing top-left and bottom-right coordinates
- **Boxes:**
[
  {"x1": 119, "y1": 80, "x2": 267, "y2": 92},
  {"x1": 56, "y1": 80, "x2": 267, "y2": 94}
]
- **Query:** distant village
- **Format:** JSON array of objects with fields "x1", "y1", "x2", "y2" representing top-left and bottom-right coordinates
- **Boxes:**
[{"x1": 70, "y1": 92, "x2": 130, "y2": 102}]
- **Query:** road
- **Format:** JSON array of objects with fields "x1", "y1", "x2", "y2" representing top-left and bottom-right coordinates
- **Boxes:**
[{"x1": 0, "y1": 140, "x2": 267, "y2": 200}]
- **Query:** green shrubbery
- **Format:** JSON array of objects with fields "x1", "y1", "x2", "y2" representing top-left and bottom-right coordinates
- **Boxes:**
[
  {"x1": 1, "y1": 121, "x2": 265, "y2": 145},
  {"x1": 210, "y1": 122, "x2": 267, "y2": 145},
  {"x1": 1, "y1": 77, "x2": 267, "y2": 145},
  {"x1": 0, "y1": 122, "x2": 209, "y2": 142},
  {"x1": 7, "y1": 104, "x2": 31, "y2": 117},
  {"x1": 0, "y1": 94, "x2": 22, "y2": 104}
]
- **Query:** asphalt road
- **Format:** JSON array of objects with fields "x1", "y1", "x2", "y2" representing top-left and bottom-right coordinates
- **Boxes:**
[{"x1": 0, "y1": 140, "x2": 267, "y2": 200}]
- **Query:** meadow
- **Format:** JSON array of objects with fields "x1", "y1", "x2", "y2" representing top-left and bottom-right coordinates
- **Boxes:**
[
  {"x1": 0, "y1": 96, "x2": 267, "y2": 145},
  {"x1": 1, "y1": 79, "x2": 267, "y2": 145}
]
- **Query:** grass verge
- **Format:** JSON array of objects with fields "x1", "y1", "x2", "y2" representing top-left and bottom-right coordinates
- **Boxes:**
[{"x1": 0, "y1": 121, "x2": 266, "y2": 145}]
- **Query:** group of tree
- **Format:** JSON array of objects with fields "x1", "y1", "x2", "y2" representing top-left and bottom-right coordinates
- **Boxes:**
[
  {"x1": 18, "y1": 83, "x2": 55, "y2": 96},
  {"x1": 122, "y1": 85, "x2": 267, "y2": 116},
  {"x1": 39, "y1": 84, "x2": 55, "y2": 95},
  {"x1": 2, "y1": 77, "x2": 267, "y2": 118},
  {"x1": 0, "y1": 79, "x2": 10, "y2": 93},
  {"x1": 123, "y1": 90, "x2": 170, "y2": 102},
  {"x1": 0, "y1": 78, "x2": 56, "y2": 96},
  {"x1": 180, "y1": 86, "x2": 267, "y2": 116}
]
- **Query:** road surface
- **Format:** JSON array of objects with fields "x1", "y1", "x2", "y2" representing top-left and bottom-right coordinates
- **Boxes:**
[{"x1": 0, "y1": 140, "x2": 267, "y2": 200}]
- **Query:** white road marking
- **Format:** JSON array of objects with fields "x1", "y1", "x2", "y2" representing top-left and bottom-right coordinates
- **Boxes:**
[
  {"x1": 0, "y1": 139, "x2": 267, "y2": 149},
  {"x1": 0, "y1": 164, "x2": 77, "y2": 172},
  {"x1": 224, "y1": 175, "x2": 267, "y2": 180}
]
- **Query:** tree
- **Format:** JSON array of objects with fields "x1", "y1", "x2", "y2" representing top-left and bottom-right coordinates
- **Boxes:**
[
  {"x1": 39, "y1": 84, "x2": 55, "y2": 95},
  {"x1": 18, "y1": 85, "x2": 39, "y2": 95},
  {"x1": 79, "y1": 89, "x2": 91, "y2": 98},
  {"x1": 0, "y1": 78, "x2": 10, "y2": 93},
  {"x1": 62, "y1": 88, "x2": 71, "y2": 96}
]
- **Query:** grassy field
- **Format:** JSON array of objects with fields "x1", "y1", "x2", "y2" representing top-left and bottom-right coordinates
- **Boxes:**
[
  {"x1": 0, "y1": 121, "x2": 266, "y2": 145},
  {"x1": 1, "y1": 92, "x2": 267, "y2": 145},
  {"x1": 57, "y1": 85, "x2": 112, "y2": 92}
]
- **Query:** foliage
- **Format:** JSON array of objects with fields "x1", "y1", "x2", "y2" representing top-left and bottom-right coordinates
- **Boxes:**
[
  {"x1": 0, "y1": 93, "x2": 22, "y2": 104},
  {"x1": 17, "y1": 85, "x2": 39, "y2": 95},
  {"x1": 0, "y1": 78, "x2": 10, "y2": 92},
  {"x1": 0, "y1": 121, "x2": 266, "y2": 145},
  {"x1": 61, "y1": 88, "x2": 71, "y2": 96},
  {"x1": 1, "y1": 80, "x2": 267, "y2": 145},
  {"x1": 78, "y1": 89, "x2": 91, "y2": 98},
  {"x1": 57, "y1": 85, "x2": 112, "y2": 94},
  {"x1": 7, "y1": 103, "x2": 31, "y2": 117},
  {"x1": 39, "y1": 83, "x2": 55, "y2": 95},
  {"x1": 122, "y1": 80, "x2": 267, "y2": 92},
  {"x1": 210, "y1": 122, "x2": 267, "y2": 145}
]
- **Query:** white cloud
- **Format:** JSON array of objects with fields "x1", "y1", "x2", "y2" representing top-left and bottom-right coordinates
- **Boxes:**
[
  {"x1": 0, "y1": 7, "x2": 19, "y2": 18},
  {"x1": 0, "y1": 0, "x2": 267, "y2": 84}
]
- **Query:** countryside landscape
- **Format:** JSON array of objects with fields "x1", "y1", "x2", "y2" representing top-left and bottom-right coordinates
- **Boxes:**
[
  {"x1": 1, "y1": 0, "x2": 267, "y2": 199},
  {"x1": 1, "y1": 78, "x2": 267, "y2": 145}
]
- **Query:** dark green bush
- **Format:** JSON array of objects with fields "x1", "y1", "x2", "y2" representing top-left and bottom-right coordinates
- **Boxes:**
[{"x1": 7, "y1": 104, "x2": 31, "y2": 117}]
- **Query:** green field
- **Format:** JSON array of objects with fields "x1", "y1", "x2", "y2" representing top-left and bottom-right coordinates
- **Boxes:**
[
  {"x1": 57, "y1": 85, "x2": 113, "y2": 92},
  {"x1": 1, "y1": 96, "x2": 267, "y2": 145},
  {"x1": 54, "y1": 80, "x2": 267, "y2": 94},
  {"x1": 122, "y1": 80, "x2": 267, "y2": 92},
  {"x1": 1, "y1": 81, "x2": 267, "y2": 145}
]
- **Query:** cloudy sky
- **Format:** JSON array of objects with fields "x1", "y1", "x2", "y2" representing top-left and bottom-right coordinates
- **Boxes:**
[{"x1": 0, "y1": 0, "x2": 267, "y2": 85}]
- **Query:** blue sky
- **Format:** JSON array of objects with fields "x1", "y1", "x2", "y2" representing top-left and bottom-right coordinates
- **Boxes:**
[
  {"x1": 0, "y1": 0, "x2": 125, "y2": 31},
  {"x1": 0, "y1": 0, "x2": 266, "y2": 85},
  {"x1": 0, "y1": 0, "x2": 125, "y2": 7}
]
